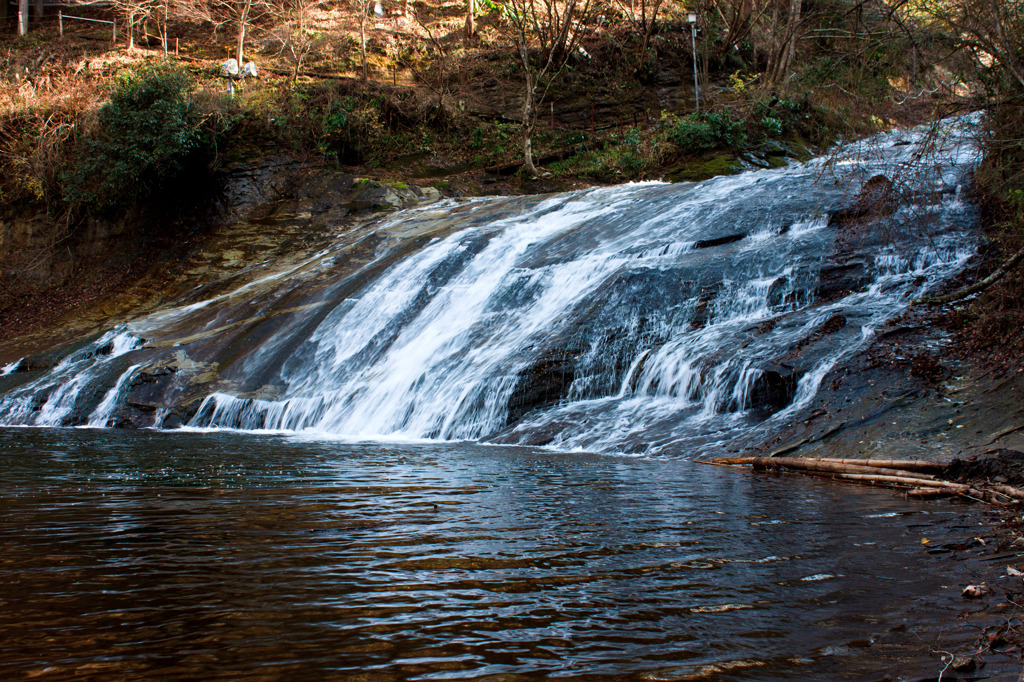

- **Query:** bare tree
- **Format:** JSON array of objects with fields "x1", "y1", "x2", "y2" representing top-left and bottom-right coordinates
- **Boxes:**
[
  {"x1": 920, "y1": 0, "x2": 1024, "y2": 91},
  {"x1": 502, "y1": 0, "x2": 597, "y2": 176},
  {"x1": 354, "y1": 0, "x2": 375, "y2": 80},
  {"x1": 765, "y1": 0, "x2": 802, "y2": 84},
  {"x1": 274, "y1": 0, "x2": 325, "y2": 80},
  {"x1": 706, "y1": 0, "x2": 767, "y2": 59},
  {"x1": 110, "y1": 0, "x2": 161, "y2": 49},
  {"x1": 611, "y1": 0, "x2": 666, "y2": 65},
  {"x1": 232, "y1": 0, "x2": 254, "y2": 63},
  {"x1": 415, "y1": 7, "x2": 454, "y2": 104},
  {"x1": 195, "y1": 0, "x2": 275, "y2": 64}
]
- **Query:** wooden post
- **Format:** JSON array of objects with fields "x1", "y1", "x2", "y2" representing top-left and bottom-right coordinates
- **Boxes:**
[
  {"x1": 59, "y1": 11, "x2": 63, "y2": 36},
  {"x1": 112, "y1": 19, "x2": 117, "y2": 42},
  {"x1": 175, "y1": 38, "x2": 179, "y2": 56}
]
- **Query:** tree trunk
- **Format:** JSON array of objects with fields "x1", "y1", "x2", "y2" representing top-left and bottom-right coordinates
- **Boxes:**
[
  {"x1": 235, "y1": 21, "x2": 246, "y2": 64},
  {"x1": 464, "y1": 0, "x2": 475, "y2": 41},
  {"x1": 235, "y1": 0, "x2": 252, "y2": 65},
  {"x1": 636, "y1": 0, "x2": 663, "y2": 65},
  {"x1": 740, "y1": 0, "x2": 753, "y2": 23},
  {"x1": 18, "y1": 0, "x2": 28, "y2": 35},
  {"x1": 359, "y1": 12, "x2": 368, "y2": 80},
  {"x1": 520, "y1": 51, "x2": 540, "y2": 178},
  {"x1": 523, "y1": 123, "x2": 539, "y2": 177},
  {"x1": 768, "y1": 0, "x2": 801, "y2": 84}
]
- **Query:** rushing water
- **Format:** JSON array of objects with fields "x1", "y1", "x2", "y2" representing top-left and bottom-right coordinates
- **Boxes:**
[
  {"x1": 0, "y1": 428, "x2": 1006, "y2": 680},
  {"x1": 0, "y1": 118, "x2": 982, "y2": 457}
]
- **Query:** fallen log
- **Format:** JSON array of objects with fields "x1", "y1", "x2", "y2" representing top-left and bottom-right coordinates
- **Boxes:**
[
  {"x1": 829, "y1": 473, "x2": 965, "y2": 489},
  {"x1": 906, "y1": 487, "x2": 959, "y2": 498},
  {"x1": 749, "y1": 456, "x2": 937, "y2": 479},
  {"x1": 710, "y1": 456, "x2": 943, "y2": 473},
  {"x1": 806, "y1": 457, "x2": 944, "y2": 473},
  {"x1": 989, "y1": 484, "x2": 1024, "y2": 501},
  {"x1": 818, "y1": 474, "x2": 1013, "y2": 505},
  {"x1": 707, "y1": 455, "x2": 1021, "y2": 505}
]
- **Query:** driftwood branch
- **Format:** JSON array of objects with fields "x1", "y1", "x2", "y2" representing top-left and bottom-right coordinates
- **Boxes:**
[
  {"x1": 914, "y1": 243, "x2": 1024, "y2": 306},
  {"x1": 756, "y1": 457, "x2": 936, "y2": 479},
  {"x1": 712, "y1": 456, "x2": 943, "y2": 473},
  {"x1": 709, "y1": 456, "x2": 1024, "y2": 506}
]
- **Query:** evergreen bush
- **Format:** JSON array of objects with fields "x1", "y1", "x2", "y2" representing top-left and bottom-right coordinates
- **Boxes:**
[
  {"x1": 63, "y1": 64, "x2": 210, "y2": 213},
  {"x1": 668, "y1": 112, "x2": 747, "y2": 152}
]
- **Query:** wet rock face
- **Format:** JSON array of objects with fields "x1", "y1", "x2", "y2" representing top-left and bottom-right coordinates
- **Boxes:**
[
  {"x1": 0, "y1": 121, "x2": 984, "y2": 456},
  {"x1": 814, "y1": 175, "x2": 900, "y2": 303},
  {"x1": 747, "y1": 367, "x2": 799, "y2": 412},
  {"x1": 502, "y1": 266, "x2": 723, "y2": 422},
  {"x1": 506, "y1": 348, "x2": 584, "y2": 425},
  {"x1": 816, "y1": 261, "x2": 870, "y2": 302},
  {"x1": 829, "y1": 174, "x2": 895, "y2": 225}
]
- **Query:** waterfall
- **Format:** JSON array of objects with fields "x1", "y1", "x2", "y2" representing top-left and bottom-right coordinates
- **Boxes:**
[
  {"x1": 0, "y1": 329, "x2": 142, "y2": 427},
  {"x1": 0, "y1": 117, "x2": 984, "y2": 456}
]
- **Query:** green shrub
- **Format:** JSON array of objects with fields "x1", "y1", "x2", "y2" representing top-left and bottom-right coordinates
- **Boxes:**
[
  {"x1": 63, "y1": 64, "x2": 210, "y2": 213},
  {"x1": 548, "y1": 127, "x2": 666, "y2": 180},
  {"x1": 667, "y1": 111, "x2": 747, "y2": 152}
]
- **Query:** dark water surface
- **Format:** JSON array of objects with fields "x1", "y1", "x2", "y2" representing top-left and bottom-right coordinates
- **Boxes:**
[{"x1": 0, "y1": 428, "x2": 1002, "y2": 679}]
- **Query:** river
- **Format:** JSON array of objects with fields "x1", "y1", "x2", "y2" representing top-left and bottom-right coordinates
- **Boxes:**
[{"x1": 0, "y1": 427, "x2": 1005, "y2": 679}]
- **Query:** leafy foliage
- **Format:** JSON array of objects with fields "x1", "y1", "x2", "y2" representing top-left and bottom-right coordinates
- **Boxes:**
[
  {"x1": 63, "y1": 65, "x2": 210, "y2": 213},
  {"x1": 667, "y1": 111, "x2": 747, "y2": 152}
]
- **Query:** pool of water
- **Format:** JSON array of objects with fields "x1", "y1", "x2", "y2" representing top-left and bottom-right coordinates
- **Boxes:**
[{"x1": 0, "y1": 428, "x2": 1002, "y2": 679}]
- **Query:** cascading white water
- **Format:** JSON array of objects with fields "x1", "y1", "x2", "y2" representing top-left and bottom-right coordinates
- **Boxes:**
[
  {"x1": 87, "y1": 364, "x2": 141, "y2": 428},
  {"x1": 0, "y1": 117, "x2": 985, "y2": 456},
  {"x1": 0, "y1": 329, "x2": 142, "y2": 427}
]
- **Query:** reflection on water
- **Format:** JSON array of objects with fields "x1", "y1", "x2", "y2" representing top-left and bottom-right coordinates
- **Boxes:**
[{"x1": 0, "y1": 428, "x2": 1001, "y2": 679}]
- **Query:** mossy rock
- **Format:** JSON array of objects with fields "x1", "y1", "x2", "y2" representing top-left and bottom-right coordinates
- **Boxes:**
[{"x1": 666, "y1": 152, "x2": 746, "y2": 183}]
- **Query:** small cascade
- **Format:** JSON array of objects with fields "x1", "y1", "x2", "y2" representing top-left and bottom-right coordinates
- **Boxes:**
[
  {"x1": 86, "y1": 364, "x2": 141, "y2": 427},
  {"x1": 0, "y1": 329, "x2": 143, "y2": 427},
  {"x1": 0, "y1": 116, "x2": 987, "y2": 455}
]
